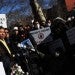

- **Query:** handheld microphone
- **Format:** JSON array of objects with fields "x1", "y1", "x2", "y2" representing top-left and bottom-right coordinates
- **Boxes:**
[
  {"x1": 17, "y1": 43, "x2": 35, "y2": 52},
  {"x1": 17, "y1": 43, "x2": 26, "y2": 49}
]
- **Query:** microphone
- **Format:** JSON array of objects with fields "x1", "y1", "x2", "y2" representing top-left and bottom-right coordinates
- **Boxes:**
[
  {"x1": 17, "y1": 43, "x2": 35, "y2": 52},
  {"x1": 17, "y1": 43, "x2": 45, "y2": 57},
  {"x1": 17, "y1": 43, "x2": 26, "y2": 49}
]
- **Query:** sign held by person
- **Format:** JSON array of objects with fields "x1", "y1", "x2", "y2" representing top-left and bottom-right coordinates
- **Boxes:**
[
  {"x1": 66, "y1": 27, "x2": 75, "y2": 45},
  {"x1": 0, "y1": 14, "x2": 7, "y2": 28},
  {"x1": 0, "y1": 62, "x2": 6, "y2": 75},
  {"x1": 49, "y1": 39, "x2": 65, "y2": 55},
  {"x1": 30, "y1": 27, "x2": 52, "y2": 45}
]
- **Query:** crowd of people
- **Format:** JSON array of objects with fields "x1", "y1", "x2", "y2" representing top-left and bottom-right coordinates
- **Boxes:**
[{"x1": 0, "y1": 13, "x2": 75, "y2": 75}]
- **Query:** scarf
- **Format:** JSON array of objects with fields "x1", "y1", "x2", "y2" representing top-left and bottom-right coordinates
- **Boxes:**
[{"x1": 0, "y1": 39, "x2": 11, "y2": 55}]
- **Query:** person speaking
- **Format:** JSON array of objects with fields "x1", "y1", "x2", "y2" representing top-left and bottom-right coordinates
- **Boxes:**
[{"x1": 0, "y1": 26, "x2": 12, "y2": 75}]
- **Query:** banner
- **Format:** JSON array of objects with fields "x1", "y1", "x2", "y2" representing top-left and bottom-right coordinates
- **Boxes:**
[
  {"x1": 66, "y1": 27, "x2": 75, "y2": 45},
  {"x1": 49, "y1": 39, "x2": 65, "y2": 54},
  {"x1": 0, "y1": 14, "x2": 7, "y2": 28},
  {"x1": 0, "y1": 62, "x2": 6, "y2": 75},
  {"x1": 30, "y1": 27, "x2": 52, "y2": 45},
  {"x1": 65, "y1": 0, "x2": 75, "y2": 11}
]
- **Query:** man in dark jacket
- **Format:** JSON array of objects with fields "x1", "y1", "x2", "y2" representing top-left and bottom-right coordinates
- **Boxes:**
[{"x1": 0, "y1": 26, "x2": 12, "y2": 75}]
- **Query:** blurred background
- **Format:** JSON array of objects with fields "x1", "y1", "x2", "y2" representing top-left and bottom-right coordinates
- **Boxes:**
[{"x1": 0, "y1": 0, "x2": 75, "y2": 27}]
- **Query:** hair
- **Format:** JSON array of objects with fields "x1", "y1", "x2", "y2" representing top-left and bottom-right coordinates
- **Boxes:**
[
  {"x1": 0, "y1": 26, "x2": 4, "y2": 30},
  {"x1": 4, "y1": 28, "x2": 9, "y2": 31}
]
